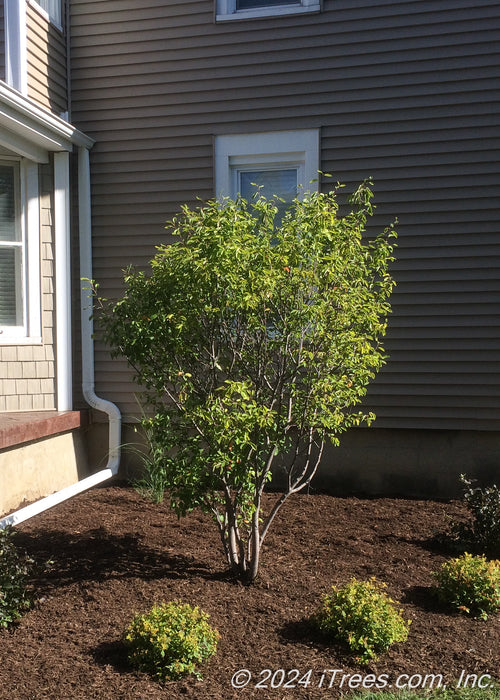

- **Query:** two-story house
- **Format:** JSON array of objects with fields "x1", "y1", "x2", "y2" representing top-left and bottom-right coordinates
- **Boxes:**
[{"x1": 1, "y1": 0, "x2": 499, "y2": 523}]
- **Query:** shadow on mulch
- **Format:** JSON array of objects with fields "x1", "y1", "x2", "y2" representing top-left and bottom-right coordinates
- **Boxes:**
[
  {"x1": 376, "y1": 530, "x2": 462, "y2": 555},
  {"x1": 15, "y1": 528, "x2": 216, "y2": 590},
  {"x1": 401, "y1": 584, "x2": 445, "y2": 613},
  {"x1": 93, "y1": 638, "x2": 131, "y2": 673},
  {"x1": 279, "y1": 617, "x2": 366, "y2": 668}
]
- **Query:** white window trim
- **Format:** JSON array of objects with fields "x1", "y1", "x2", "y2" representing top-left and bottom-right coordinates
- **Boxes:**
[
  {"x1": 216, "y1": 0, "x2": 320, "y2": 21},
  {"x1": 0, "y1": 158, "x2": 41, "y2": 344},
  {"x1": 27, "y1": 0, "x2": 63, "y2": 32},
  {"x1": 4, "y1": 0, "x2": 28, "y2": 95},
  {"x1": 215, "y1": 129, "x2": 320, "y2": 201}
]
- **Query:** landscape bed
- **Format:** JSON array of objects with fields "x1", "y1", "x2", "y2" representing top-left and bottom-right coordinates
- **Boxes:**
[{"x1": 0, "y1": 482, "x2": 498, "y2": 699}]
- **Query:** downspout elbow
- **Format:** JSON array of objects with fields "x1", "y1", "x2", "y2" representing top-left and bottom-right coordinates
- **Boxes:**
[{"x1": 82, "y1": 381, "x2": 121, "y2": 475}]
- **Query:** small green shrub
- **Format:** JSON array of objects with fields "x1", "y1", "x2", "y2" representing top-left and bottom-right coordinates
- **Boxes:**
[
  {"x1": 314, "y1": 577, "x2": 411, "y2": 664},
  {"x1": 123, "y1": 601, "x2": 219, "y2": 681},
  {"x1": 0, "y1": 526, "x2": 35, "y2": 627},
  {"x1": 450, "y1": 475, "x2": 500, "y2": 558},
  {"x1": 433, "y1": 552, "x2": 500, "y2": 620}
]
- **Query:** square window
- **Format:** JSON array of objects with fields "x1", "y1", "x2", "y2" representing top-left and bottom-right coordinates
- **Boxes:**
[
  {"x1": 215, "y1": 129, "x2": 319, "y2": 218},
  {"x1": 216, "y1": 0, "x2": 320, "y2": 21}
]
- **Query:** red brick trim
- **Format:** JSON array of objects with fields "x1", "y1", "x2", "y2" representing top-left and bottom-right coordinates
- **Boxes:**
[{"x1": 0, "y1": 411, "x2": 88, "y2": 450}]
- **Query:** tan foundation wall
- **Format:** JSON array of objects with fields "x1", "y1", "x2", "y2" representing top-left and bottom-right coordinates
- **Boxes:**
[{"x1": 0, "y1": 429, "x2": 89, "y2": 515}]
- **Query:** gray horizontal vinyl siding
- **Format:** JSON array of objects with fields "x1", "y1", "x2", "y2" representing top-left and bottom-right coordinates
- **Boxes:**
[
  {"x1": 70, "y1": 0, "x2": 500, "y2": 429},
  {"x1": 27, "y1": 2, "x2": 67, "y2": 113}
]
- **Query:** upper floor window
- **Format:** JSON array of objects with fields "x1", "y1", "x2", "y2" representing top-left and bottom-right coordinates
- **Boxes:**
[
  {"x1": 215, "y1": 130, "x2": 319, "y2": 222},
  {"x1": 32, "y1": 0, "x2": 62, "y2": 27},
  {"x1": 237, "y1": 0, "x2": 300, "y2": 8},
  {"x1": 216, "y1": 0, "x2": 320, "y2": 21}
]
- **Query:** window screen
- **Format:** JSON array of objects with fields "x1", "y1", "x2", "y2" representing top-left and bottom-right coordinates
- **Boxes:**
[
  {"x1": 34, "y1": 0, "x2": 62, "y2": 25},
  {"x1": 239, "y1": 168, "x2": 297, "y2": 222},
  {"x1": 0, "y1": 164, "x2": 23, "y2": 327},
  {"x1": 237, "y1": 0, "x2": 299, "y2": 7}
]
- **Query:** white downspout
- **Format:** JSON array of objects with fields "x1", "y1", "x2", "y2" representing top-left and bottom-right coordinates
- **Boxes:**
[
  {"x1": 78, "y1": 144, "x2": 122, "y2": 473},
  {"x1": 0, "y1": 146, "x2": 121, "y2": 529}
]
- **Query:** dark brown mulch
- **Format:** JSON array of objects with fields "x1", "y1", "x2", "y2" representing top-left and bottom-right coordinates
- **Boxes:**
[{"x1": 0, "y1": 482, "x2": 498, "y2": 700}]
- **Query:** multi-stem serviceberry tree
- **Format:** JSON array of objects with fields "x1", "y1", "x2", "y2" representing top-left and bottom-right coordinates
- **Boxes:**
[{"x1": 96, "y1": 181, "x2": 396, "y2": 583}]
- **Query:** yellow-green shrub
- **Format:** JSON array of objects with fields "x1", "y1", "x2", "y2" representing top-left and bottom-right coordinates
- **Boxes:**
[
  {"x1": 433, "y1": 553, "x2": 500, "y2": 620},
  {"x1": 123, "y1": 601, "x2": 219, "y2": 681},
  {"x1": 314, "y1": 577, "x2": 411, "y2": 664}
]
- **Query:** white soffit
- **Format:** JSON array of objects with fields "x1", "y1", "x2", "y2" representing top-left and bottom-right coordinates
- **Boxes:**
[{"x1": 0, "y1": 82, "x2": 94, "y2": 160}]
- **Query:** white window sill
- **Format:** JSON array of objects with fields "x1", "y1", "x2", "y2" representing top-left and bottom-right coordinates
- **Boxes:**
[
  {"x1": 0, "y1": 336, "x2": 43, "y2": 346},
  {"x1": 217, "y1": 2, "x2": 320, "y2": 21}
]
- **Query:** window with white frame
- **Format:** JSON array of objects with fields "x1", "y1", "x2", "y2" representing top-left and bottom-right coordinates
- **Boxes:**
[
  {"x1": 215, "y1": 129, "x2": 320, "y2": 219},
  {"x1": 0, "y1": 159, "x2": 41, "y2": 342},
  {"x1": 216, "y1": 0, "x2": 320, "y2": 21},
  {"x1": 0, "y1": 163, "x2": 22, "y2": 328},
  {"x1": 31, "y1": 0, "x2": 62, "y2": 27}
]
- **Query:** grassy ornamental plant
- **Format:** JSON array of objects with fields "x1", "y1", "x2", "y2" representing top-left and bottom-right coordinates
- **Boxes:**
[
  {"x1": 96, "y1": 181, "x2": 396, "y2": 582},
  {"x1": 123, "y1": 601, "x2": 219, "y2": 681},
  {"x1": 0, "y1": 526, "x2": 35, "y2": 627},
  {"x1": 314, "y1": 577, "x2": 411, "y2": 664},
  {"x1": 433, "y1": 552, "x2": 500, "y2": 620}
]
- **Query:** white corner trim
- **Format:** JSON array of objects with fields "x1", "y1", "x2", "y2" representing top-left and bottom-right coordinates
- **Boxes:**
[
  {"x1": 54, "y1": 151, "x2": 72, "y2": 411},
  {"x1": 4, "y1": 0, "x2": 28, "y2": 95}
]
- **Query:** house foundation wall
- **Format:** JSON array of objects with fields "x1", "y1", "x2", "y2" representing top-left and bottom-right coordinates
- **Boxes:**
[
  {"x1": 0, "y1": 430, "x2": 89, "y2": 515},
  {"x1": 86, "y1": 422, "x2": 500, "y2": 501},
  {"x1": 315, "y1": 428, "x2": 500, "y2": 498}
]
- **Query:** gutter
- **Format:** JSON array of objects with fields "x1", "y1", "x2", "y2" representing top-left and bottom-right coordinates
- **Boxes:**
[
  {"x1": 0, "y1": 146, "x2": 121, "y2": 529},
  {"x1": 0, "y1": 82, "x2": 93, "y2": 153}
]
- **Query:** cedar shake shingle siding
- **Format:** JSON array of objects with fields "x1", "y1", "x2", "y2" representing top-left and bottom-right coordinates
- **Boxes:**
[{"x1": 69, "y1": 0, "x2": 500, "y2": 429}]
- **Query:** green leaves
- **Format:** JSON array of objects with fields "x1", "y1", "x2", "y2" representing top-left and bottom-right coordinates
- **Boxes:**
[
  {"x1": 314, "y1": 577, "x2": 411, "y2": 664},
  {"x1": 0, "y1": 526, "x2": 35, "y2": 627},
  {"x1": 95, "y1": 181, "x2": 396, "y2": 581},
  {"x1": 123, "y1": 601, "x2": 219, "y2": 681},
  {"x1": 450, "y1": 475, "x2": 500, "y2": 558},
  {"x1": 433, "y1": 553, "x2": 500, "y2": 620}
]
